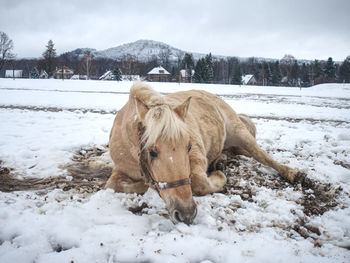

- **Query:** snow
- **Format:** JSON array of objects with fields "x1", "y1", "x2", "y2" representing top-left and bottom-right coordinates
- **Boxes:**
[
  {"x1": 242, "y1": 74, "x2": 254, "y2": 85},
  {"x1": 147, "y1": 66, "x2": 171, "y2": 75},
  {"x1": 0, "y1": 79, "x2": 350, "y2": 262}
]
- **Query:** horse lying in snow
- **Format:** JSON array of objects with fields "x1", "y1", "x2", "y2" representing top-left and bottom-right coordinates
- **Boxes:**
[{"x1": 105, "y1": 82, "x2": 301, "y2": 224}]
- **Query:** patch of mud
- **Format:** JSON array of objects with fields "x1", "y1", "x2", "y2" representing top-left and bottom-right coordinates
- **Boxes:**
[
  {"x1": 221, "y1": 155, "x2": 342, "y2": 217},
  {"x1": 218, "y1": 154, "x2": 343, "y2": 241},
  {"x1": 0, "y1": 146, "x2": 113, "y2": 193}
]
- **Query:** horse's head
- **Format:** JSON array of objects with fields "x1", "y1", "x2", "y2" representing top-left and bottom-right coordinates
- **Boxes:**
[{"x1": 135, "y1": 95, "x2": 197, "y2": 224}]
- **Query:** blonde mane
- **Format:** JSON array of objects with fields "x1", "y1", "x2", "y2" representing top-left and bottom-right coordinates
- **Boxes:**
[{"x1": 130, "y1": 83, "x2": 188, "y2": 148}]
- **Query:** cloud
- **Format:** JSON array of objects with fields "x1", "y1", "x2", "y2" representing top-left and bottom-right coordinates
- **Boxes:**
[{"x1": 1, "y1": 0, "x2": 349, "y2": 60}]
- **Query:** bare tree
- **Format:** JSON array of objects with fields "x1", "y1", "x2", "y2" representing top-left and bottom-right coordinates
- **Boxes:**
[
  {"x1": 80, "y1": 51, "x2": 94, "y2": 79},
  {"x1": 0, "y1": 31, "x2": 14, "y2": 72},
  {"x1": 120, "y1": 54, "x2": 138, "y2": 75},
  {"x1": 159, "y1": 48, "x2": 171, "y2": 69},
  {"x1": 7, "y1": 53, "x2": 17, "y2": 79}
]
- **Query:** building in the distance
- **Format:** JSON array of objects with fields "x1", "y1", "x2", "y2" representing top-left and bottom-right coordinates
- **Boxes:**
[
  {"x1": 54, "y1": 66, "x2": 74, "y2": 79},
  {"x1": 242, "y1": 74, "x2": 257, "y2": 85},
  {"x1": 179, "y1": 69, "x2": 195, "y2": 83},
  {"x1": 99, "y1": 70, "x2": 115, "y2": 80},
  {"x1": 5, "y1": 70, "x2": 23, "y2": 78},
  {"x1": 147, "y1": 66, "x2": 171, "y2": 82}
]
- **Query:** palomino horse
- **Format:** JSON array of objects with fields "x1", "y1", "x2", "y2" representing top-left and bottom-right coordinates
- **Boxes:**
[{"x1": 105, "y1": 82, "x2": 301, "y2": 224}]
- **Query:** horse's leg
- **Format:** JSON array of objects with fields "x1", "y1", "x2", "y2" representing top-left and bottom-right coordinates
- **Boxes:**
[
  {"x1": 225, "y1": 146, "x2": 252, "y2": 158},
  {"x1": 224, "y1": 113, "x2": 256, "y2": 158},
  {"x1": 190, "y1": 153, "x2": 227, "y2": 196},
  {"x1": 225, "y1": 115, "x2": 299, "y2": 183},
  {"x1": 104, "y1": 169, "x2": 148, "y2": 194}
]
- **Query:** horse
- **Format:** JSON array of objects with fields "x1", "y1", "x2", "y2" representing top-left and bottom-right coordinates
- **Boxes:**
[{"x1": 105, "y1": 82, "x2": 301, "y2": 224}]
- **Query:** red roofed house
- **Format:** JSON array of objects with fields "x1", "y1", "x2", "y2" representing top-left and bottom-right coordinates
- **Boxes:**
[
  {"x1": 55, "y1": 66, "x2": 74, "y2": 79},
  {"x1": 147, "y1": 66, "x2": 171, "y2": 82}
]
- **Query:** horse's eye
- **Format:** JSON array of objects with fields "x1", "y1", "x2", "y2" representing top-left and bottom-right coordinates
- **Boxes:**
[
  {"x1": 150, "y1": 149, "x2": 158, "y2": 158},
  {"x1": 188, "y1": 144, "x2": 192, "y2": 152}
]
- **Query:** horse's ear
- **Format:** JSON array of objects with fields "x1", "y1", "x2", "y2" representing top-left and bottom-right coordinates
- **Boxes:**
[
  {"x1": 135, "y1": 96, "x2": 149, "y2": 120},
  {"x1": 174, "y1": 96, "x2": 191, "y2": 120}
]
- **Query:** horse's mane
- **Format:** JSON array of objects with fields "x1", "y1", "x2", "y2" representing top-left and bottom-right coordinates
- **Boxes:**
[{"x1": 130, "y1": 83, "x2": 188, "y2": 148}]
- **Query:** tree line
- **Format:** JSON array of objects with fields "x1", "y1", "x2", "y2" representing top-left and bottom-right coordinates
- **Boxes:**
[
  {"x1": 1, "y1": 32, "x2": 350, "y2": 86},
  {"x1": 191, "y1": 54, "x2": 350, "y2": 86}
]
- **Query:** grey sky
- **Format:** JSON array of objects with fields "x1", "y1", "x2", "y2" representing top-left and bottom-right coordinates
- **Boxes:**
[{"x1": 1, "y1": 0, "x2": 349, "y2": 61}]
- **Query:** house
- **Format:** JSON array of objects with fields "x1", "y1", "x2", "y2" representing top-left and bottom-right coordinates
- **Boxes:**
[
  {"x1": 40, "y1": 70, "x2": 48, "y2": 79},
  {"x1": 29, "y1": 68, "x2": 40, "y2": 79},
  {"x1": 242, "y1": 74, "x2": 257, "y2": 85},
  {"x1": 179, "y1": 69, "x2": 194, "y2": 83},
  {"x1": 147, "y1": 66, "x2": 171, "y2": 82},
  {"x1": 54, "y1": 66, "x2": 74, "y2": 79},
  {"x1": 5, "y1": 70, "x2": 23, "y2": 78},
  {"x1": 99, "y1": 70, "x2": 115, "y2": 80}
]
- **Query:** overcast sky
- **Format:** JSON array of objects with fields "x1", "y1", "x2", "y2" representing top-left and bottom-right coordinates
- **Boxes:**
[{"x1": 1, "y1": 0, "x2": 349, "y2": 61}]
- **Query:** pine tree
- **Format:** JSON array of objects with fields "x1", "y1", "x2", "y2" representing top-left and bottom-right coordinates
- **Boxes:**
[
  {"x1": 310, "y1": 59, "x2": 322, "y2": 84},
  {"x1": 263, "y1": 62, "x2": 272, "y2": 85},
  {"x1": 290, "y1": 61, "x2": 299, "y2": 86},
  {"x1": 182, "y1": 53, "x2": 194, "y2": 82},
  {"x1": 271, "y1": 61, "x2": 282, "y2": 86},
  {"x1": 113, "y1": 67, "x2": 122, "y2": 81},
  {"x1": 193, "y1": 58, "x2": 206, "y2": 83},
  {"x1": 312, "y1": 60, "x2": 322, "y2": 78},
  {"x1": 324, "y1": 57, "x2": 336, "y2": 82},
  {"x1": 339, "y1": 56, "x2": 350, "y2": 83},
  {"x1": 205, "y1": 53, "x2": 214, "y2": 83},
  {"x1": 300, "y1": 63, "x2": 310, "y2": 87},
  {"x1": 42, "y1": 40, "x2": 57, "y2": 77},
  {"x1": 231, "y1": 64, "x2": 242, "y2": 85}
]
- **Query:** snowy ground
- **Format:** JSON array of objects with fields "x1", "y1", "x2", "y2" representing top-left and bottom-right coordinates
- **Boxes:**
[{"x1": 0, "y1": 79, "x2": 349, "y2": 262}]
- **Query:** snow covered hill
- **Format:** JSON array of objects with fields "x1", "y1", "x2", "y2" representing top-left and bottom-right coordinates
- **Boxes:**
[
  {"x1": 62, "y1": 40, "x2": 313, "y2": 64},
  {"x1": 65, "y1": 39, "x2": 222, "y2": 62},
  {"x1": 95, "y1": 39, "x2": 188, "y2": 62},
  {"x1": 0, "y1": 79, "x2": 349, "y2": 262}
]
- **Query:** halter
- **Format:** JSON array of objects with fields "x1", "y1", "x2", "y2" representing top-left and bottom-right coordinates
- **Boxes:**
[{"x1": 137, "y1": 122, "x2": 191, "y2": 193}]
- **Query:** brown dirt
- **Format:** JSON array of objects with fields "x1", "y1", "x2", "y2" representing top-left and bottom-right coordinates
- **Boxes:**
[
  {"x1": 220, "y1": 155, "x2": 342, "y2": 217},
  {"x1": 0, "y1": 147, "x2": 112, "y2": 193}
]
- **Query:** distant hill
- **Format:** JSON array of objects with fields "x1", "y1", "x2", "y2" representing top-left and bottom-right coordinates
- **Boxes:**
[
  {"x1": 62, "y1": 39, "x2": 323, "y2": 64},
  {"x1": 63, "y1": 40, "x2": 225, "y2": 63},
  {"x1": 62, "y1": 48, "x2": 97, "y2": 59}
]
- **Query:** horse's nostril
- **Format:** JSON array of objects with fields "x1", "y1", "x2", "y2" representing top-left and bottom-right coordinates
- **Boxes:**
[{"x1": 173, "y1": 210, "x2": 183, "y2": 223}]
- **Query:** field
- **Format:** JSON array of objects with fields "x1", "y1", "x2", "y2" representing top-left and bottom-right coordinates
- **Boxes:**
[{"x1": 0, "y1": 79, "x2": 349, "y2": 262}]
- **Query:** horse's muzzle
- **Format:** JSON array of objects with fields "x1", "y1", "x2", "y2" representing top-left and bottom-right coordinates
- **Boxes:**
[{"x1": 168, "y1": 199, "x2": 197, "y2": 225}]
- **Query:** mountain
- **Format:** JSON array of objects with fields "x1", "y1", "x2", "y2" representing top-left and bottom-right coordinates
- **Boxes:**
[
  {"x1": 95, "y1": 40, "x2": 189, "y2": 62},
  {"x1": 63, "y1": 40, "x2": 221, "y2": 63},
  {"x1": 62, "y1": 48, "x2": 97, "y2": 59},
  {"x1": 62, "y1": 40, "x2": 320, "y2": 64}
]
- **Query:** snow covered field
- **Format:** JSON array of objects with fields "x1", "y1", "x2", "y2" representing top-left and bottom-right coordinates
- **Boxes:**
[{"x1": 0, "y1": 79, "x2": 349, "y2": 262}]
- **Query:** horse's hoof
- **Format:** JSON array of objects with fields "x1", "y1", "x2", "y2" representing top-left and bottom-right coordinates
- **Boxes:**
[
  {"x1": 294, "y1": 171, "x2": 306, "y2": 184},
  {"x1": 209, "y1": 170, "x2": 227, "y2": 191}
]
